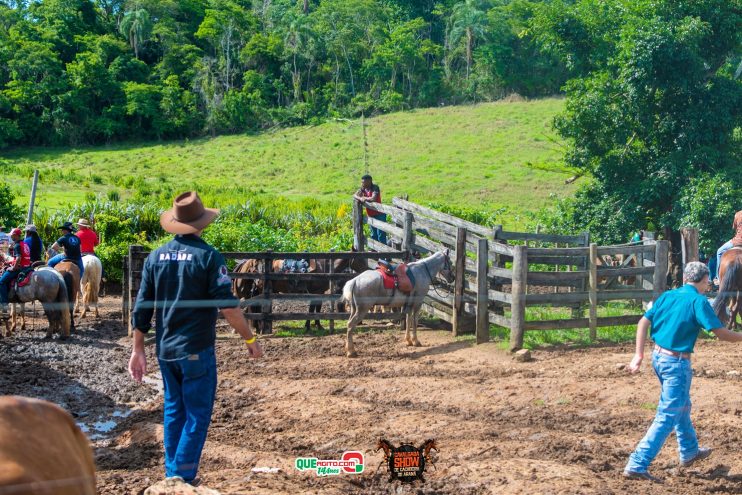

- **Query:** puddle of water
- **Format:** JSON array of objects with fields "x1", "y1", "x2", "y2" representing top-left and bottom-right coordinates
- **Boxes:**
[
  {"x1": 112, "y1": 409, "x2": 133, "y2": 418},
  {"x1": 93, "y1": 420, "x2": 117, "y2": 433}
]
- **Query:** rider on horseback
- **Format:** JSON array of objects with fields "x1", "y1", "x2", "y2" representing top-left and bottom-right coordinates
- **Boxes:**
[
  {"x1": 713, "y1": 210, "x2": 742, "y2": 285},
  {"x1": 0, "y1": 228, "x2": 31, "y2": 316},
  {"x1": 75, "y1": 218, "x2": 99, "y2": 255},
  {"x1": 47, "y1": 222, "x2": 84, "y2": 279}
]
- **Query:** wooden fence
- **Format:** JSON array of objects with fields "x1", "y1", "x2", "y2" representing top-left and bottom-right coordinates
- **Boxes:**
[
  {"x1": 122, "y1": 248, "x2": 406, "y2": 336},
  {"x1": 354, "y1": 197, "x2": 669, "y2": 350}
]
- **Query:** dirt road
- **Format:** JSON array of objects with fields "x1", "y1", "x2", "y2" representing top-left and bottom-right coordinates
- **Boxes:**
[{"x1": 1, "y1": 298, "x2": 741, "y2": 494}]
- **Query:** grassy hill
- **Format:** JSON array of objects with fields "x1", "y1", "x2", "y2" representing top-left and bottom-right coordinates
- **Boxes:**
[{"x1": 2, "y1": 97, "x2": 574, "y2": 228}]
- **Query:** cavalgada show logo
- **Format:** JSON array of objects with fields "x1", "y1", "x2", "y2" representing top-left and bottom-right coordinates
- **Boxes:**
[
  {"x1": 376, "y1": 439, "x2": 438, "y2": 483},
  {"x1": 295, "y1": 451, "x2": 364, "y2": 476}
]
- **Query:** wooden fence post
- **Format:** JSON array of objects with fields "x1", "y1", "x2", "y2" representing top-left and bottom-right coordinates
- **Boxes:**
[
  {"x1": 492, "y1": 225, "x2": 504, "y2": 316},
  {"x1": 476, "y1": 237, "x2": 489, "y2": 344},
  {"x1": 509, "y1": 245, "x2": 528, "y2": 351},
  {"x1": 680, "y1": 228, "x2": 699, "y2": 266},
  {"x1": 122, "y1": 254, "x2": 129, "y2": 327},
  {"x1": 263, "y1": 251, "x2": 273, "y2": 334},
  {"x1": 127, "y1": 245, "x2": 145, "y2": 337},
  {"x1": 352, "y1": 200, "x2": 365, "y2": 252},
  {"x1": 328, "y1": 251, "x2": 335, "y2": 334},
  {"x1": 452, "y1": 227, "x2": 467, "y2": 336},
  {"x1": 653, "y1": 240, "x2": 669, "y2": 299},
  {"x1": 588, "y1": 243, "x2": 598, "y2": 340},
  {"x1": 402, "y1": 211, "x2": 414, "y2": 261}
]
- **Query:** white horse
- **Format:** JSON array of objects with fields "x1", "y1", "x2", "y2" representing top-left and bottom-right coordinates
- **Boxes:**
[
  {"x1": 341, "y1": 250, "x2": 454, "y2": 358},
  {"x1": 76, "y1": 255, "x2": 102, "y2": 318}
]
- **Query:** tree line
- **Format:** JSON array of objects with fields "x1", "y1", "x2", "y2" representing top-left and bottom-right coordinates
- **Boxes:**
[{"x1": 0, "y1": 0, "x2": 566, "y2": 148}]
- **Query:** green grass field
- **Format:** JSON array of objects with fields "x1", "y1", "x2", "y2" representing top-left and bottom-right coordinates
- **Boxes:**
[{"x1": 2, "y1": 98, "x2": 573, "y2": 228}]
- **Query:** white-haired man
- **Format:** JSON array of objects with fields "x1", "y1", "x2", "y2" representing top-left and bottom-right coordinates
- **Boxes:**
[{"x1": 624, "y1": 261, "x2": 742, "y2": 481}]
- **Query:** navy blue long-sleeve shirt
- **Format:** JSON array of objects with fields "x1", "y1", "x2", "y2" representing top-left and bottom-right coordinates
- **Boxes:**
[{"x1": 132, "y1": 234, "x2": 239, "y2": 360}]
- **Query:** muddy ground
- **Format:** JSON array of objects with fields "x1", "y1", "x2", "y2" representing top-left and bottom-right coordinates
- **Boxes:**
[{"x1": 1, "y1": 297, "x2": 741, "y2": 494}]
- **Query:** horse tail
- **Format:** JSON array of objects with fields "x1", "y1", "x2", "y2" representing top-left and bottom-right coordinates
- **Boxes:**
[
  {"x1": 342, "y1": 279, "x2": 357, "y2": 314},
  {"x1": 55, "y1": 276, "x2": 71, "y2": 335},
  {"x1": 713, "y1": 256, "x2": 742, "y2": 324},
  {"x1": 83, "y1": 257, "x2": 102, "y2": 305}
]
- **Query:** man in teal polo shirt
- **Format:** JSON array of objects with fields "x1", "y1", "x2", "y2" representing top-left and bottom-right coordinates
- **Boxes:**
[{"x1": 624, "y1": 262, "x2": 742, "y2": 481}]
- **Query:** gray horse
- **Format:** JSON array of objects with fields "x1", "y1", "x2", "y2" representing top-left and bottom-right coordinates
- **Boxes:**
[
  {"x1": 341, "y1": 250, "x2": 454, "y2": 357},
  {"x1": 4, "y1": 267, "x2": 71, "y2": 339}
]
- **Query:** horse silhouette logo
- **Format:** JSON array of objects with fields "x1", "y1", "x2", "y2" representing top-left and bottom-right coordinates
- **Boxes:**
[{"x1": 376, "y1": 439, "x2": 438, "y2": 483}]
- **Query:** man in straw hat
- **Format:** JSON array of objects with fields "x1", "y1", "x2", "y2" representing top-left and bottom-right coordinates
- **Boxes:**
[
  {"x1": 129, "y1": 191, "x2": 263, "y2": 486},
  {"x1": 47, "y1": 221, "x2": 84, "y2": 279}
]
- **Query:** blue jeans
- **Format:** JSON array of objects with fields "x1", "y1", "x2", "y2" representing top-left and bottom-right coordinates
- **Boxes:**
[
  {"x1": 715, "y1": 241, "x2": 734, "y2": 281},
  {"x1": 368, "y1": 213, "x2": 387, "y2": 245},
  {"x1": 625, "y1": 352, "x2": 699, "y2": 473},
  {"x1": 158, "y1": 346, "x2": 217, "y2": 482},
  {"x1": 48, "y1": 254, "x2": 84, "y2": 280},
  {"x1": 0, "y1": 270, "x2": 19, "y2": 305}
]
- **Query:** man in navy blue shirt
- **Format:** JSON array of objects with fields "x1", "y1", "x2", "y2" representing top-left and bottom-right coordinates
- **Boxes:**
[
  {"x1": 624, "y1": 262, "x2": 742, "y2": 482},
  {"x1": 129, "y1": 191, "x2": 263, "y2": 486},
  {"x1": 47, "y1": 221, "x2": 84, "y2": 279}
]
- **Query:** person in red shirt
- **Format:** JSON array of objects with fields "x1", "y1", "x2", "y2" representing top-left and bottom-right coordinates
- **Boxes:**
[
  {"x1": 0, "y1": 228, "x2": 31, "y2": 315},
  {"x1": 75, "y1": 218, "x2": 99, "y2": 255},
  {"x1": 353, "y1": 174, "x2": 387, "y2": 245}
]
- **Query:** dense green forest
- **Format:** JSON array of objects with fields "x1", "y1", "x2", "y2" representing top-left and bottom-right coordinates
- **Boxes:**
[{"x1": 0, "y1": 0, "x2": 566, "y2": 148}]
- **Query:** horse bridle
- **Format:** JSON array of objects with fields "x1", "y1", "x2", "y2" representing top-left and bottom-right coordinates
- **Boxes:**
[{"x1": 424, "y1": 253, "x2": 454, "y2": 298}]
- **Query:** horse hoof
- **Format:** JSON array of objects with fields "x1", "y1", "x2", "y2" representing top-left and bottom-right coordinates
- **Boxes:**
[
  {"x1": 346, "y1": 351, "x2": 358, "y2": 358},
  {"x1": 59, "y1": 335, "x2": 68, "y2": 341},
  {"x1": 414, "y1": 341, "x2": 422, "y2": 347}
]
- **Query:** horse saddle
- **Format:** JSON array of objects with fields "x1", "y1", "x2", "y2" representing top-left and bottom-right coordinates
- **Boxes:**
[
  {"x1": 14, "y1": 267, "x2": 34, "y2": 289},
  {"x1": 376, "y1": 262, "x2": 415, "y2": 293},
  {"x1": 282, "y1": 259, "x2": 311, "y2": 273}
]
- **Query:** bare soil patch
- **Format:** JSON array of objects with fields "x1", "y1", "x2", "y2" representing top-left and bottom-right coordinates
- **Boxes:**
[{"x1": 1, "y1": 297, "x2": 741, "y2": 494}]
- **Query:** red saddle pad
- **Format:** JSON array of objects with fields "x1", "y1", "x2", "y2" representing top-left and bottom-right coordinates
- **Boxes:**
[{"x1": 376, "y1": 267, "x2": 396, "y2": 290}]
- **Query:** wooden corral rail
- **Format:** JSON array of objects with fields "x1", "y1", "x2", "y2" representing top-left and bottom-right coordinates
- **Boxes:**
[
  {"x1": 354, "y1": 197, "x2": 670, "y2": 350},
  {"x1": 123, "y1": 248, "x2": 406, "y2": 336}
]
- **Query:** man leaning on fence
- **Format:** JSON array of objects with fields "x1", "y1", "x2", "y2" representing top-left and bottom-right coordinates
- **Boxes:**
[
  {"x1": 353, "y1": 174, "x2": 387, "y2": 245},
  {"x1": 129, "y1": 191, "x2": 263, "y2": 486},
  {"x1": 623, "y1": 261, "x2": 742, "y2": 482}
]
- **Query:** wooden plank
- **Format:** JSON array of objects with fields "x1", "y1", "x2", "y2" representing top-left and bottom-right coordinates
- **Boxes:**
[
  {"x1": 412, "y1": 236, "x2": 445, "y2": 254},
  {"x1": 367, "y1": 238, "x2": 397, "y2": 253},
  {"x1": 452, "y1": 227, "x2": 468, "y2": 336},
  {"x1": 368, "y1": 215, "x2": 404, "y2": 239},
  {"x1": 509, "y1": 245, "x2": 528, "y2": 351},
  {"x1": 597, "y1": 244, "x2": 656, "y2": 256},
  {"x1": 242, "y1": 294, "x2": 340, "y2": 304},
  {"x1": 488, "y1": 242, "x2": 514, "y2": 257},
  {"x1": 588, "y1": 243, "x2": 598, "y2": 340},
  {"x1": 526, "y1": 256, "x2": 587, "y2": 265},
  {"x1": 500, "y1": 232, "x2": 587, "y2": 245},
  {"x1": 523, "y1": 314, "x2": 642, "y2": 331},
  {"x1": 262, "y1": 253, "x2": 273, "y2": 334},
  {"x1": 421, "y1": 302, "x2": 454, "y2": 323},
  {"x1": 392, "y1": 197, "x2": 493, "y2": 237},
  {"x1": 242, "y1": 312, "x2": 405, "y2": 321},
  {"x1": 489, "y1": 266, "x2": 513, "y2": 279},
  {"x1": 488, "y1": 312, "x2": 511, "y2": 328},
  {"x1": 527, "y1": 271, "x2": 588, "y2": 283},
  {"x1": 596, "y1": 266, "x2": 654, "y2": 277},
  {"x1": 527, "y1": 246, "x2": 590, "y2": 256},
  {"x1": 230, "y1": 272, "x2": 357, "y2": 281},
  {"x1": 525, "y1": 289, "x2": 655, "y2": 305},
  {"x1": 487, "y1": 290, "x2": 512, "y2": 305},
  {"x1": 476, "y1": 238, "x2": 489, "y2": 344},
  {"x1": 328, "y1": 254, "x2": 335, "y2": 334},
  {"x1": 681, "y1": 228, "x2": 699, "y2": 265},
  {"x1": 402, "y1": 211, "x2": 414, "y2": 257},
  {"x1": 357, "y1": 200, "x2": 402, "y2": 218}
]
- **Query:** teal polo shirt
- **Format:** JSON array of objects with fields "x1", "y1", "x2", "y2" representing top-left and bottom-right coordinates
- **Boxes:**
[{"x1": 645, "y1": 284, "x2": 723, "y2": 353}]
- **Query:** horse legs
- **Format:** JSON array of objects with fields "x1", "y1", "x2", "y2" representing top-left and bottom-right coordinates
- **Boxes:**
[
  {"x1": 19, "y1": 303, "x2": 25, "y2": 332},
  {"x1": 346, "y1": 308, "x2": 368, "y2": 358},
  {"x1": 311, "y1": 301, "x2": 323, "y2": 330},
  {"x1": 405, "y1": 310, "x2": 421, "y2": 347},
  {"x1": 40, "y1": 303, "x2": 54, "y2": 339}
]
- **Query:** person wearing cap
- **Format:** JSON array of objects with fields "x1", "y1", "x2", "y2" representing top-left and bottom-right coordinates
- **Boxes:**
[
  {"x1": 623, "y1": 261, "x2": 742, "y2": 482},
  {"x1": 129, "y1": 191, "x2": 263, "y2": 486},
  {"x1": 0, "y1": 228, "x2": 31, "y2": 316},
  {"x1": 75, "y1": 218, "x2": 99, "y2": 256},
  {"x1": 23, "y1": 225, "x2": 44, "y2": 263},
  {"x1": 352, "y1": 174, "x2": 387, "y2": 245},
  {"x1": 47, "y1": 222, "x2": 84, "y2": 279}
]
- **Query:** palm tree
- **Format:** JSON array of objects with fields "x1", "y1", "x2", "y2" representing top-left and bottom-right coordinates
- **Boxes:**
[
  {"x1": 447, "y1": 0, "x2": 488, "y2": 79},
  {"x1": 119, "y1": 6, "x2": 152, "y2": 59}
]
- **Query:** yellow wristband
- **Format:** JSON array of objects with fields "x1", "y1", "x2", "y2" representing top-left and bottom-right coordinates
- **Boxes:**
[{"x1": 244, "y1": 336, "x2": 257, "y2": 345}]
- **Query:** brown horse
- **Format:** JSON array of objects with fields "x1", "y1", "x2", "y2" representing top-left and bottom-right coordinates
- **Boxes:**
[
  {"x1": 712, "y1": 248, "x2": 742, "y2": 329},
  {"x1": 54, "y1": 262, "x2": 80, "y2": 333}
]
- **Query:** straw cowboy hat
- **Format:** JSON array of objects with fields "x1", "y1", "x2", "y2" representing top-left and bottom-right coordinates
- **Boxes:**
[
  {"x1": 160, "y1": 191, "x2": 219, "y2": 235},
  {"x1": 77, "y1": 218, "x2": 92, "y2": 228}
]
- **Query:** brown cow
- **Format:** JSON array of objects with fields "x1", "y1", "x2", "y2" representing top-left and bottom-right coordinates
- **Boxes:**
[{"x1": 0, "y1": 396, "x2": 96, "y2": 495}]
